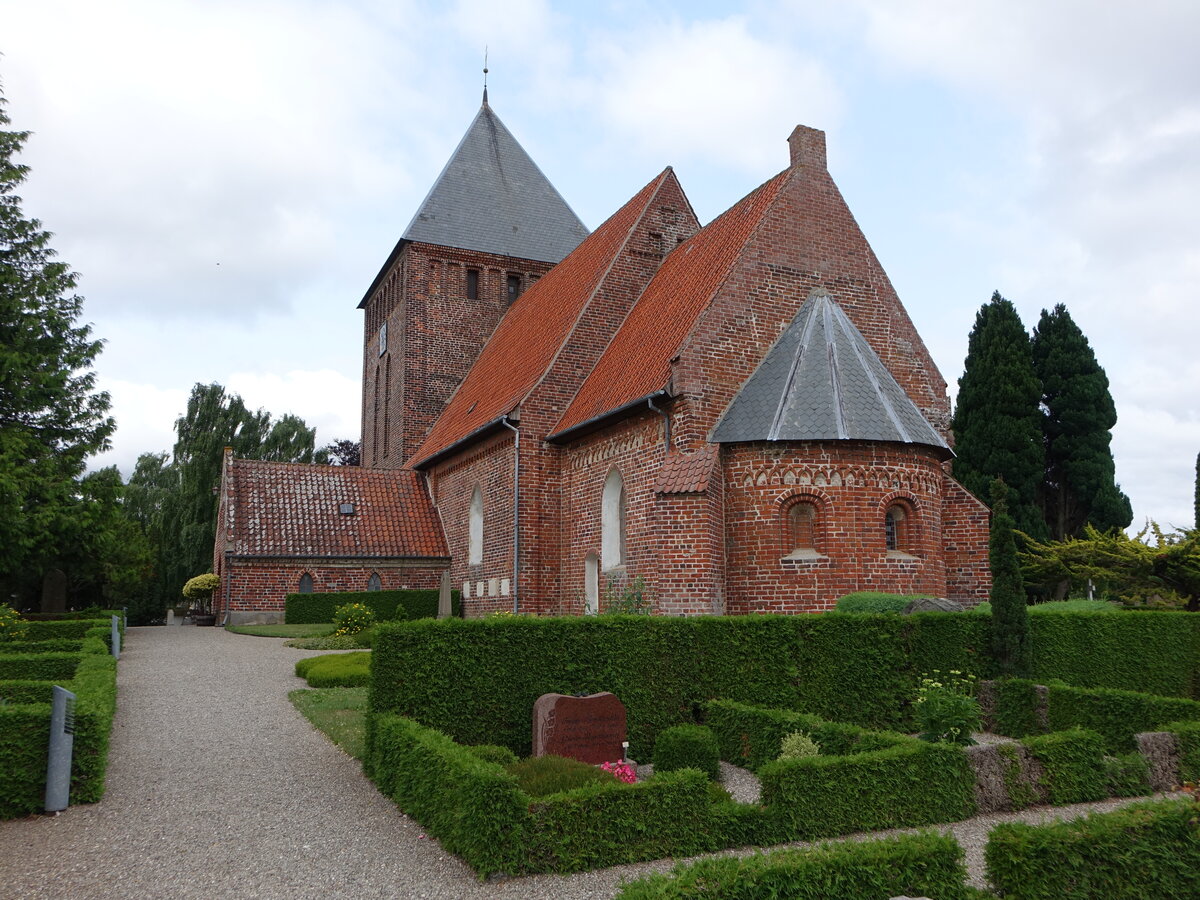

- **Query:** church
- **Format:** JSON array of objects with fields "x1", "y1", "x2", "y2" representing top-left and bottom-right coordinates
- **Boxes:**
[{"x1": 212, "y1": 93, "x2": 992, "y2": 624}]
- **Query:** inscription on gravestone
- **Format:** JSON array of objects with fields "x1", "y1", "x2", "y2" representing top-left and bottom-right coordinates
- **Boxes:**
[{"x1": 532, "y1": 692, "x2": 627, "y2": 765}]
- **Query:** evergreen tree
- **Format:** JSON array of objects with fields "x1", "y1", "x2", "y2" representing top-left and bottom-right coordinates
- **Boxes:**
[
  {"x1": 952, "y1": 292, "x2": 1046, "y2": 537},
  {"x1": 989, "y1": 479, "x2": 1032, "y2": 676},
  {"x1": 1031, "y1": 304, "x2": 1131, "y2": 538},
  {"x1": 1195, "y1": 451, "x2": 1199, "y2": 530},
  {"x1": 0, "y1": 85, "x2": 115, "y2": 597}
]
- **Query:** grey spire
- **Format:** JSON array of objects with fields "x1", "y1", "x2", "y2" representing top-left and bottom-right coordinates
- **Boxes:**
[
  {"x1": 711, "y1": 290, "x2": 949, "y2": 452},
  {"x1": 401, "y1": 104, "x2": 589, "y2": 263}
]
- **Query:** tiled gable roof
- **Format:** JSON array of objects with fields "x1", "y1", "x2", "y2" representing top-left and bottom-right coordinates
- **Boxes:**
[
  {"x1": 552, "y1": 170, "x2": 789, "y2": 436},
  {"x1": 711, "y1": 291, "x2": 949, "y2": 453},
  {"x1": 225, "y1": 459, "x2": 447, "y2": 558},
  {"x1": 409, "y1": 170, "x2": 675, "y2": 468},
  {"x1": 653, "y1": 446, "x2": 719, "y2": 494},
  {"x1": 401, "y1": 103, "x2": 589, "y2": 264}
]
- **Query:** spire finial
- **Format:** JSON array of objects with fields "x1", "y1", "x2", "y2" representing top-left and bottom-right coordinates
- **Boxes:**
[{"x1": 482, "y1": 47, "x2": 489, "y2": 106}]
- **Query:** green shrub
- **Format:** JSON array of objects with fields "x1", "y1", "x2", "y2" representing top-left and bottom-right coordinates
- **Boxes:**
[
  {"x1": 20, "y1": 618, "x2": 114, "y2": 643},
  {"x1": 989, "y1": 677, "x2": 1044, "y2": 737},
  {"x1": 464, "y1": 744, "x2": 519, "y2": 768},
  {"x1": 0, "y1": 604, "x2": 28, "y2": 643},
  {"x1": 332, "y1": 603, "x2": 376, "y2": 636},
  {"x1": 507, "y1": 754, "x2": 617, "y2": 797},
  {"x1": 0, "y1": 681, "x2": 53, "y2": 704},
  {"x1": 914, "y1": 670, "x2": 981, "y2": 746},
  {"x1": 1162, "y1": 720, "x2": 1200, "y2": 782},
  {"x1": 1044, "y1": 682, "x2": 1200, "y2": 753},
  {"x1": 0, "y1": 639, "x2": 85, "y2": 655},
  {"x1": 285, "y1": 589, "x2": 460, "y2": 624},
  {"x1": 653, "y1": 725, "x2": 720, "y2": 780},
  {"x1": 833, "y1": 592, "x2": 927, "y2": 613},
  {"x1": 295, "y1": 651, "x2": 371, "y2": 688},
  {"x1": 1104, "y1": 752, "x2": 1151, "y2": 798},
  {"x1": 1020, "y1": 728, "x2": 1108, "y2": 805},
  {"x1": 779, "y1": 731, "x2": 820, "y2": 760},
  {"x1": 287, "y1": 630, "x2": 374, "y2": 650},
  {"x1": 986, "y1": 798, "x2": 1200, "y2": 899},
  {"x1": 1029, "y1": 600, "x2": 1121, "y2": 614},
  {"x1": 0, "y1": 652, "x2": 80, "y2": 681},
  {"x1": 615, "y1": 830, "x2": 972, "y2": 900}
]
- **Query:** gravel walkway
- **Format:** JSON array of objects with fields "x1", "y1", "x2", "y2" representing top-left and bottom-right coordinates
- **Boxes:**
[{"x1": 0, "y1": 626, "x2": 1182, "y2": 898}]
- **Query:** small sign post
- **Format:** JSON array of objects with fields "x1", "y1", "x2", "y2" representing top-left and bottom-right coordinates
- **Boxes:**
[{"x1": 45, "y1": 686, "x2": 77, "y2": 813}]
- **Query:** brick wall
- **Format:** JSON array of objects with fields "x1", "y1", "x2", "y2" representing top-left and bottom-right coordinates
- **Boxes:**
[{"x1": 942, "y1": 475, "x2": 993, "y2": 604}]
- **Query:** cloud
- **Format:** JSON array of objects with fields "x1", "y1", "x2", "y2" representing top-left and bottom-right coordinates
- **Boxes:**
[{"x1": 225, "y1": 368, "x2": 362, "y2": 446}]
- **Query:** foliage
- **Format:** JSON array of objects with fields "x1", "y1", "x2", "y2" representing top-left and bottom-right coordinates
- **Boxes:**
[
  {"x1": 507, "y1": 754, "x2": 617, "y2": 797},
  {"x1": 288, "y1": 687, "x2": 367, "y2": 760},
  {"x1": 182, "y1": 573, "x2": 220, "y2": 600},
  {"x1": 463, "y1": 743, "x2": 519, "y2": 768},
  {"x1": 1103, "y1": 752, "x2": 1151, "y2": 798},
  {"x1": 225, "y1": 623, "x2": 333, "y2": 638},
  {"x1": 952, "y1": 292, "x2": 1046, "y2": 537},
  {"x1": 320, "y1": 438, "x2": 360, "y2": 466},
  {"x1": 615, "y1": 830, "x2": 973, "y2": 900},
  {"x1": 915, "y1": 670, "x2": 981, "y2": 746},
  {"x1": 986, "y1": 798, "x2": 1200, "y2": 900},
  {"x1": 779, "y1": 731, "x2": 821, "y2": 760},
  {"x1": 1031, "y1": 304, "x2": 1131, "y2": 539},
  {"x1": 286, "y1": 630, "x2": 374, "y2": 650},
  {"x1": 1163, "y1": 721, "x2": 1200, "y2": 783},
  {"x1": 601, "y1": 575, "x2": 653, "y2": 614},
  {"x1": 653, "y1": 725, "x2": 720, "y2": 780},
  {"x1": 332, "y1": 602, "x2": 376, "y2": 636},
  {"x1": 1022, "y1": 522, "x2": 1200, "y2": 610},
  {"x1": 1020, "y1": 728, "x2": 1108, "y2": 805},
  {"x1": 990, "y1": 479, "x2": 1032, "y2": 677},
  {"x1": 285, "y1": 588, "x2": 460, "y2": 624},
  {"x1": 1028, "y1": 599, "x2": 1119, "y2": 613},
  {"x1": 0, "y1": 604, "x2": 27, "y2": 642},
  {"x1": 294, "y1": 651, "x2": 371, "y2": 688},
  {"x1": 832, "y1": 592, "x2": 927, "y2": 613},
  {"x1": 1196, "y1": 450, "x2": 1199, "y2": 529},
  {"x1": 1043, "y1": 682, "x2": 1200, "y2": 753},
  {"x1": 0, "y1": 88, "x2": 116, "y2": 605}
]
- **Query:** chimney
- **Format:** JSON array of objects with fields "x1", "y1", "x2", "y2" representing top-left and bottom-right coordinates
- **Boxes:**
[{"x1": 788, "y1": 125, "x2": 826, "y2": 170}]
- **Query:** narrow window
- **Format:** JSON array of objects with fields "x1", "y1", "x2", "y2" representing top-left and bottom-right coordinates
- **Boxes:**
[
  {"x1": 368, "y1": 573, "x2": 382, "y2": 592},
  {"x1": 299, "y1": 573, "x2": 313, "y2": 594},
  {"x1": 885, "y1": 504, "x2": 909, "y2": 552},
  {"x1": 789, "y1": 502, "x2": 817, "y2": 553},
  {"x1": 378, "y1": 321, "x2": 387, "y2": 356},
  {"x1": 584, "y1": 552, "x2": 599, "y2": 615},
  {"x1": 468, "y1": 486, "x2": 484, "y2": 565},
  {"x1": 466, "y1": 269, "x2": 479, "y2": 300},
  {"x1": 506, "y1": 274, "x2": 521, "y2": 303},
  {"x1": 601, "y1": 468, "x2": 627, "y2": 570}
]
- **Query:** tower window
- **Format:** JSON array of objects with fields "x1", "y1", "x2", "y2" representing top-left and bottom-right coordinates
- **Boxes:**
[
  {"x1": 466, "y1": 269, "x2": 479, "y2": 300},
  {"x1": 506, "y1": 274, "x2": 521, "y2": 303},
  {"x1": 378, "y1": 322, "x2": 387, "y2": 356}
]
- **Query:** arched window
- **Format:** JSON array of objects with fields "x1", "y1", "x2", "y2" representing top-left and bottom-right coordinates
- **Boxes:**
[
  {"x1": 601, "y1": 468, "x2": 627, "y2": 571},
  {"x1": 885, "y1": 503, "x2": 912, "y2": 553},
  {"x1": 789, "y1": 501, "x2": 818, "y2": 552},
  {"x1": 298, "y1": 573, "x2": 313, "y2": 594},
  {"x1": 368, "y1": 572, "x2": 382, "y2": 592},
  {"x1": 468, "y1": 486, "x2": 483, "y2": 566}
]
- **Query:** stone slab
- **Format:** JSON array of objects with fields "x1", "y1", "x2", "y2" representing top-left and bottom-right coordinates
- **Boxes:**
[{"x1": 532, "y1": 692, "x2": 626, "y2": 765}]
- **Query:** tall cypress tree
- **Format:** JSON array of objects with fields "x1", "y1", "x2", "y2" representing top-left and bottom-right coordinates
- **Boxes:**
[
  {"x1": 953, "y1": 292, "x2": 1046, "y2": 537},
  {"x1": 1195, "y1": 451, "x2": 1199, "y2": 530},
  {"x1": 989, "y1": 479, "x2": 1032, "y2": 677},
  {"x1": 1031, "y1": 304, "x2": 1132, "y2": 539}
]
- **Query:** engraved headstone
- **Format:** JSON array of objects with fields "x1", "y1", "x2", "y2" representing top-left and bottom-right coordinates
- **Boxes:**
[
  {"x1": 532, "y1": 692, "x2": 627, "y2": 765},
  {"x1": 437, "y1": 570, "x2": 452, "y2": 619}
]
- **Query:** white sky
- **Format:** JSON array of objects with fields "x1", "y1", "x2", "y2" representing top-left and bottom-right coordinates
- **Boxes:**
[{"x1": 3, "y1": 0, "x2": 1198, "y2": 530}]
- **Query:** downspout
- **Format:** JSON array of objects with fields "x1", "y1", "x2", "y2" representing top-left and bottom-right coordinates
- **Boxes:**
[
  {"x1": 500, "y1": 416, "x2": 520, "y2": 613},
  {"x1": 647, "y1": 397, "x2": 672, "y2": 452}
]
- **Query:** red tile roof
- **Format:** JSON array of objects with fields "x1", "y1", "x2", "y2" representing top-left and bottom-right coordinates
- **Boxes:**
[
  {"x1": 409, "y1": 169, "x2": 675, "y2": 467},
  {"x1": 653, "y1": 446, "x2": 719, "y2": 494},
  {"x1": 553, "y1": 170, "x2": 789, "y2": 436},
  {"x1": 225, "y1": 459, "x2": 447, "y2": 558}
]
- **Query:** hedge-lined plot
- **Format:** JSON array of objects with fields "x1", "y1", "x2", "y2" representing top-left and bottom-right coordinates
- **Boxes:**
[{"x1": 285, "y1": 589, "x2": 461, "y2": 624}]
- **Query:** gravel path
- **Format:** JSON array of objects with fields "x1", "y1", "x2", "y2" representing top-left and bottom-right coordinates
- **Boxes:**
[{"x1": 0, "y1": 626, "x2": 1182, "y2": 898}]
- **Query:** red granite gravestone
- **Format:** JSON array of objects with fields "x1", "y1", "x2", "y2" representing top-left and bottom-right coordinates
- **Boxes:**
[{"x1": 531, "y1": 692, "x2": 627, "y2": 765}]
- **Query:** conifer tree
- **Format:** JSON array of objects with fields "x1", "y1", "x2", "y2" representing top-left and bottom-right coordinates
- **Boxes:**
[
  {"x1": 1031, "y1": 304, "x2": 1132, "y2": 539},
  {"x1": 989, "y1": 479, "x2": 1032, "y2": 676},
  {"x1": 1195, "y1": 451, "x2": 1199, "y2": 530},
  {"x1": 952, "y1": 292, "x2": 1046, "y2": 537}
]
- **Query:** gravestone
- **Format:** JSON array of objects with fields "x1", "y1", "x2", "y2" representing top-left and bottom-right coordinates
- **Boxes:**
[
  {"x1": 41, "y1": 568, "x2": 68, "y2": 614},
  {"x1": 532, "y1": 692, "x2": 627, "y2": 765},
  {"x1": 901, "y1": 596, "x2": 964, "y2": 614}
]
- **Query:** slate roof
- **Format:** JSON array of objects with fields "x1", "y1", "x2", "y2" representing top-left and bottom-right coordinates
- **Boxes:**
[
  {"x1": 409, "y1": 169, "x2": 677, "y2": 469},
  {"x1": 653, "y1": 446, "x2": 719, "y2": 494},
  {"x1": 710, "y1": 291, "x2": 949, "y2": 453},
  {"x1": 401, "y1": 102, "x2": 589, "y2": 264},
  {"x1": 551, "y1": 170, "x2": 789, "y2": 438},
  {"x1": 224, "y1": 459, "x2": 448, "y2": 558}
]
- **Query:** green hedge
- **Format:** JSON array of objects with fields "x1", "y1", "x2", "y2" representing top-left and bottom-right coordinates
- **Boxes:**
[
  {"x1": 294, "y1": 651, "x2": 372, "y2": 688},
  {"x1": 21, "y1": 617, "x2": 121, "y2": 643},
  {"x1": 1020, "y1": 728, "x2": 1108, "y2": 805},
  {"x1": 0, "y1": 681, "x2": 54, "y2": 704},
  {"x1": 986, "y1": 798, "x2": 1200, "y2": 899},
  {"x1": 653, "y1": 725, "x2": 720, "y2": 780},
  {"x1": 0, "y1": 652, "x2": 80, "y2": 681},
  {"x1": 285, "y1": 589, "x2": 461, "y2": 624},
  {"x1": 0, "y1": 639, "x2": 86, "y2": 655},
  {"x1": 616, "y1": 830, "x2": 973, "y2": 900},
  {"x1": 832, "y1": 592, "x2": 928, "y2": 613},
  {"x1": 0, "y1": 650, "x2": 117, "y2": 818},
  {"x1": 1163, "y1": 720, "x2": 1200, "y2": 782}
]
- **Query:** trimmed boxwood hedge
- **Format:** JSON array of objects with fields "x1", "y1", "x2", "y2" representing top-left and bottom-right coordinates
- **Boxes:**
[
  {"x1": 1020, "y1": 728, "x2": 1109, "y2": 805},
  {"x1": 294, "y1": 651, "x2": 372, "y2": 688},
  {"x1": 615, "y1": 830, "x2": 973, "y2": 900},
  {"x1": 21, "y1": 617, "x2": 122, "y2": 643},
  {"x1": 986, "y1": 798, "x2": 1200, "y2": 899},
  {"x1": 285, "y1": 589, "x2": 461, "y2": 624}
]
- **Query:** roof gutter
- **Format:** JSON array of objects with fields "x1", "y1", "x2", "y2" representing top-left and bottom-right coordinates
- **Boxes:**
[
  {"x1": 411, "y1": 414, "x2": 513, "y2": 471},
  {"x1": 545, "y1": 389, "x2": 672, "y2": 445}
]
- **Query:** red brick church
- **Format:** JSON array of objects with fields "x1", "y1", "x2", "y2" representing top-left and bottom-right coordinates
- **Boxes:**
[{"x1": 212, "y1": 95, "x2": 991, "y2": 624}]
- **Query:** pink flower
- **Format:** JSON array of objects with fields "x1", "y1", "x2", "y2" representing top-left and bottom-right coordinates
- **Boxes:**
[{"x1": 601, "y1": 761, "x2": 637, "y2": 784}]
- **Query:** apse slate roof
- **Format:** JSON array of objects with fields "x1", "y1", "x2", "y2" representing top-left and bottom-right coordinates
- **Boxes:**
[
  {"x1": 551, "y1": 170, "x2": 789, "y2": 437},
  {"x1": 401, "y1": 102, "x2": 589, "y2": 264},
  {"x1": 710, "y1": 291, "x2": 949, "y2": 452},
  {"x1": 653, "y1": 446, "x2": 719, "y2": 494},
  {"x1": 409, "y1": 169, "x2": 675, "y2": 468},
  {"x1": 227, "y1": 459, "x2": 448, "y2": 558}
]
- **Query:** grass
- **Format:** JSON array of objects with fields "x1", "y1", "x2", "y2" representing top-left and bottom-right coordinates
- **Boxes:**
[
  {"x1": 226, "y1": 623, "x2": 334, "y2": 638},
  {"x1": 289, "y1": 687, "x2": 367, "y2": 759}
]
